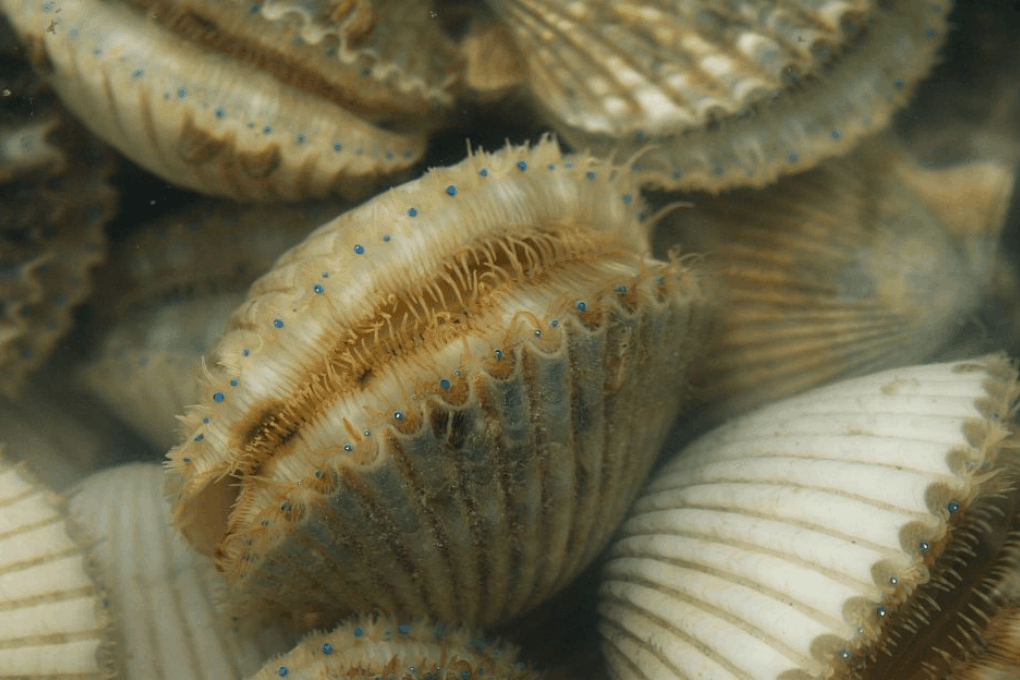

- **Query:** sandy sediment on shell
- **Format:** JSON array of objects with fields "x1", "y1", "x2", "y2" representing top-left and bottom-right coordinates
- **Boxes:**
[
  {"x1": 0, "y1": 450, "x2": 116, "y2": 678},
  {"x1": 67, "y1": 463, "x2": 298, "y2": 679}
]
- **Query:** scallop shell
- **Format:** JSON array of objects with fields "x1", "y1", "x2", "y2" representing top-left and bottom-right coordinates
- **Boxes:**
[
  {"x1": 0, "y1": 0, "x2": 456, "y2": 199},
  {"x1": 654, "y1": 133, "x2": 1015, "y2": 425},
  {"x1": 67, "y1": 463, "x2": 297, "y2": 679},
  {"x1": 600, "y1": 355, "x2": 1020, "y2": 679},
  {"x1": 79, "y1": 201, "x2": 340, "y2": 449},
  {"x1": 248, "y1": 614, "x2": 541, "y2": 680},
  {"x1": 1, "y1": 16, "x2": 117, "y2": 396},
  {"x1": 165, "y1": 138, "x2": 713, "y2": 630},
  {"x1": 0, "y1": 451, "x2": 115, "y2": 678},
  {"x1": 487, "y1": 0, "x2": 950, "y2": 192}
]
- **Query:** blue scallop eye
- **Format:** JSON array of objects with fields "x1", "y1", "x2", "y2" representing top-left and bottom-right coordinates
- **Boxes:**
[
  {"x1": 516, "y1": 160, "x2": 527, "y2": 171},
  {"x1": 948, "y1": 500, "x2": 960, "y2": 513},
  {"x1": 354, "y1": 627, "x2": 364, "y2": 637},
  {"x1": 439, "y1": 378, "x2": 451, "y2": 390},
  {"x1": 313, "y1": 284, "x2": 324, "y2": 294},
  {"x1": 213, "y1": 391, "x2": 224, "y2": 402},
  {"x1": 354, "y1": 244, "x2": 365, "y2": 254},
  {"x1": 445, "y1": 185, "x2": 457, "y2": 196},
  {"x1": 273, "y1": 318, "x2": 284, "y2": 328},
  {"x1": 575, "y1": 301, "x2": 587, "y2": 311},
  {"x1": 322, "y1": 643, "x2": 333, "y2": 655},
  {"x1": 393, "y1": 410, "x2": 404, "y2": 421}
]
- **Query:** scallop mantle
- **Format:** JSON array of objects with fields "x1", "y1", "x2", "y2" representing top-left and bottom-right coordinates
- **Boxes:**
[{"x1": 164, "y1": 138, "x2": 712, "y2": 630}]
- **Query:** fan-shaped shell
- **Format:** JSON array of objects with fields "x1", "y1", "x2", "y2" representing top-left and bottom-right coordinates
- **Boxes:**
[
  {"x1": 0, "y1": 0, "x2": 457, "y2": 199},
  {"x1": 0, "y1": 451, "x2": 115, "y2": 678},
  {"x1": 165, "y1": 138, "x2": 713, "y2": 631},
  {"x1": 600, "y1": 356, "x2": 1020, "y2": 679},
  {"x1": 654, "y1": 133, "x2": 1014, "y2": 425},
  {"x1": 487, "y1": 0, "x2": 950, "y2": 192},
  {"x1": 67, "y1": 463, "x2": 297, "y2": 679},
  {"x1": 248, "y1": 614, "x2": 541, "y2": 680}
]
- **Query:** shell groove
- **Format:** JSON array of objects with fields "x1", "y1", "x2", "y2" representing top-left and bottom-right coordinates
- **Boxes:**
[
  {"x1": 489, "y1": 0, "x2": 951, "y2": 192},
  {"x1": 0, "y1": 452, "x2": 115, "y2": 678},
  {"x1": 248, "y1": 614, "x2": 542, "y2": 680},
  {"x1": 68, "y1": 463, "x2": 297, "y2": 679},
  {"x1": 165, "y1": 138, "x2": 713, "y2": 630},
  {"x1": 600, "y1": 356, "x2": 1020, "y2": 680},
  {"x1": 655, "y1": 133, "x2": 1014, "y2": 425}
]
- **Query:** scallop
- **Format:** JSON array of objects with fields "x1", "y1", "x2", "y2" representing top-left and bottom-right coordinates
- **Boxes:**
[
  {"x1": 1, "y1": 15, "x2": 117, "y2": 396},
  {"x1": 79, "y1": 201, "x2": 341, "y2": 449},
  {"x1": 165, "y1": 138, "x2": 713, "y2": 631},
  {"x1": 600, "y1": 355, "x2": 1020, "y2": 679},
  {"x1": 67, "y1": 463, "x2": 297, "y2": 679},
  {"x1": 654, "y1": 133, "x2": 1015, "y2": 425},
  {"x1": 248, "y1": 614, "x2": 541, "y2": 680},
  {"x1": 0, "y1": 450, "x2": 115, "y2": 678},
  {"x1": 0, "y1": 0, "x2": 459, "y2": 200},
  {"x1": 485, "y1": 0, "x2": 951, "y2": 192}
]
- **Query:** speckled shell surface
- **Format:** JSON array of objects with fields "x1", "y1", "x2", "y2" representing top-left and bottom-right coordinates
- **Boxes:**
[
  {"x1": 165, "y1": 138, "x2": 712, "y2": 630},
  {"x1": 655, "y1": 133, "x2": 1014, "y2": 425},
  {"x1": 0, "y1": 452, "x2": 115, "y2": 678},
  {"x1": 68, "y1": 463, "x2": 297, "y2": 679},
  {"x1": 488, "y1": 0, "x2": 950, "y2": 192},
  {"x1": 248, "y1": 614, "x2": 542, "y2": 680},
  {"x1": 0, "y1": 0, "x2": 451, "y2": 199},
  {"x1": 600, "y1": 356, "x2": 1020, "y2": 680}
]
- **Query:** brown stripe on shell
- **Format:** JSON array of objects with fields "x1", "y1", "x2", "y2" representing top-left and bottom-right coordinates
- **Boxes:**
[{"x1": 165, "y1": 139, "x2": 713, "y2": 631}]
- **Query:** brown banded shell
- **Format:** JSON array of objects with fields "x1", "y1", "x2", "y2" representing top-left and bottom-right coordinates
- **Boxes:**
[
  {"x1": 600, "y1": 356, "x2": 1020, "y2": 680},
  {"x1": 1, "y1": 16, "x2": 117, "y2": 396},
  {"x1": 165, "y1": 138, "x2": 713, "y2": 631},
  {"x1": 0, "y1": 0, "x2": 458, "y2": 200},
  {"x1": 654, "y1": 133, "x2": 1014, "y2": 425},
  {"x1": 249, "y1": 614, "x2": 542, "y2": 680},
  {"x1": 67, "y1": 463, "x2": 297, "y2": 679},
  {"x1": 0, "y1": 451, "x2": 115, "y2": 678},
  {"x1": 486, "y1": 0, "x2": 950, "y2": 192}
]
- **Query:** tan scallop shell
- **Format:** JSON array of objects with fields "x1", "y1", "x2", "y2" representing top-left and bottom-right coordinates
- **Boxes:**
[
  {"x1": 67, "y1": 463, "x2": 297, "y2": 679},
  {"x1": 79, "y1": 201, "x2": 338, "y2": 449},
  {"x1": 487, "y1": 0, "x2": 950, "y2": 191},
  {"x1": 248, "y1": 614, "x2": 541, "y2": 680},
  {"x1": 0, "y1": 0, "x2": 454, "y2": 199},
  {"x1": 600, "y1": 356, "x2": 1020, "y2": 679},
  {"x1": 0, "y1": 450, "x2": 115, "y2": 678},
  {"x1": 654, "y1": 133, "x2": 1015, "y2": 425},
  {"x1": 1, "y1": 16, "x2": 116, "y2": 396},
  {"x1": 165, "y1": 138, "x2": 713, "y2": 631}
]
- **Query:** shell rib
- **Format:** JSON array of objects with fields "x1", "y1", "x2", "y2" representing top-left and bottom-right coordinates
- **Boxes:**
[
  {"x1": 0, "y1": 0, "x2": 455, "y2": 200},
  {"x1": 165, "y1": 138, "x2": 712, "y2": 630},
  {"x1": 488, "y1": 0, "x2": 951, "y2": 192},
  {"x1": 654, "y1": 133, "x2": 1015, "y2": 425},
  {"x1": 67, "y1": 463, "x2": 297, "y2": 679},
  {"x1": 0, "y1": 451, "x2": 115, "y2": 678},
  {"x1": 248, "y1": 614, "x2": 542, "y2": 680},
  {"x1": 600, "y1": 356, "x2": 1020, "y2": 680}
]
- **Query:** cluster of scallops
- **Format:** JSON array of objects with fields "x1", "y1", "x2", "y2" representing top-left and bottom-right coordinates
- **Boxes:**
[{"x1": 3, "y1": 0, "x2": 1020, "y2": 678}]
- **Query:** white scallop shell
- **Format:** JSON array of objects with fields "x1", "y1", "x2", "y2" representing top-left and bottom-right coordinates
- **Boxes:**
[
  {"x1": 0, "y1": 452, "x2": 114, "y2": 678},
  {"x1": 600, "y1": 356, "x2": 1020, "y2": 679},
  {"x1": 67, "y1": 463, "x2": 297, "y2": 679}
]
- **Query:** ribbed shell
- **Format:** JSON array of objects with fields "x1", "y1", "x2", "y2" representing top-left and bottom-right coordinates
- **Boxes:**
[
  {"x1": 488, "y1": 0, "x2": 950, "y2": 192},
  {"x1": 0, "y1": 16, "x2": 116, "y2": 396},
  {"x1": 654, "y1": 133, "x2": 1014, "y2": 426},
  {"x1": 600, "y1": 356, "x2": 1020, "y2": 680},
  {"x1": 0, "y1": 0, "x2": 445, "y2": 199},
  {"x1": 165, "y1": 138, "x2": 713, "y2": 631},
  {"x1": 0, "y1": 453, "x2": 114, "y2": 678},
  {"x1": 67, "y1": 463, "x2": 297, "y2": 680},
  {"x1": 248, "y1": 614, "x2": 541, "y2": 680}
]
